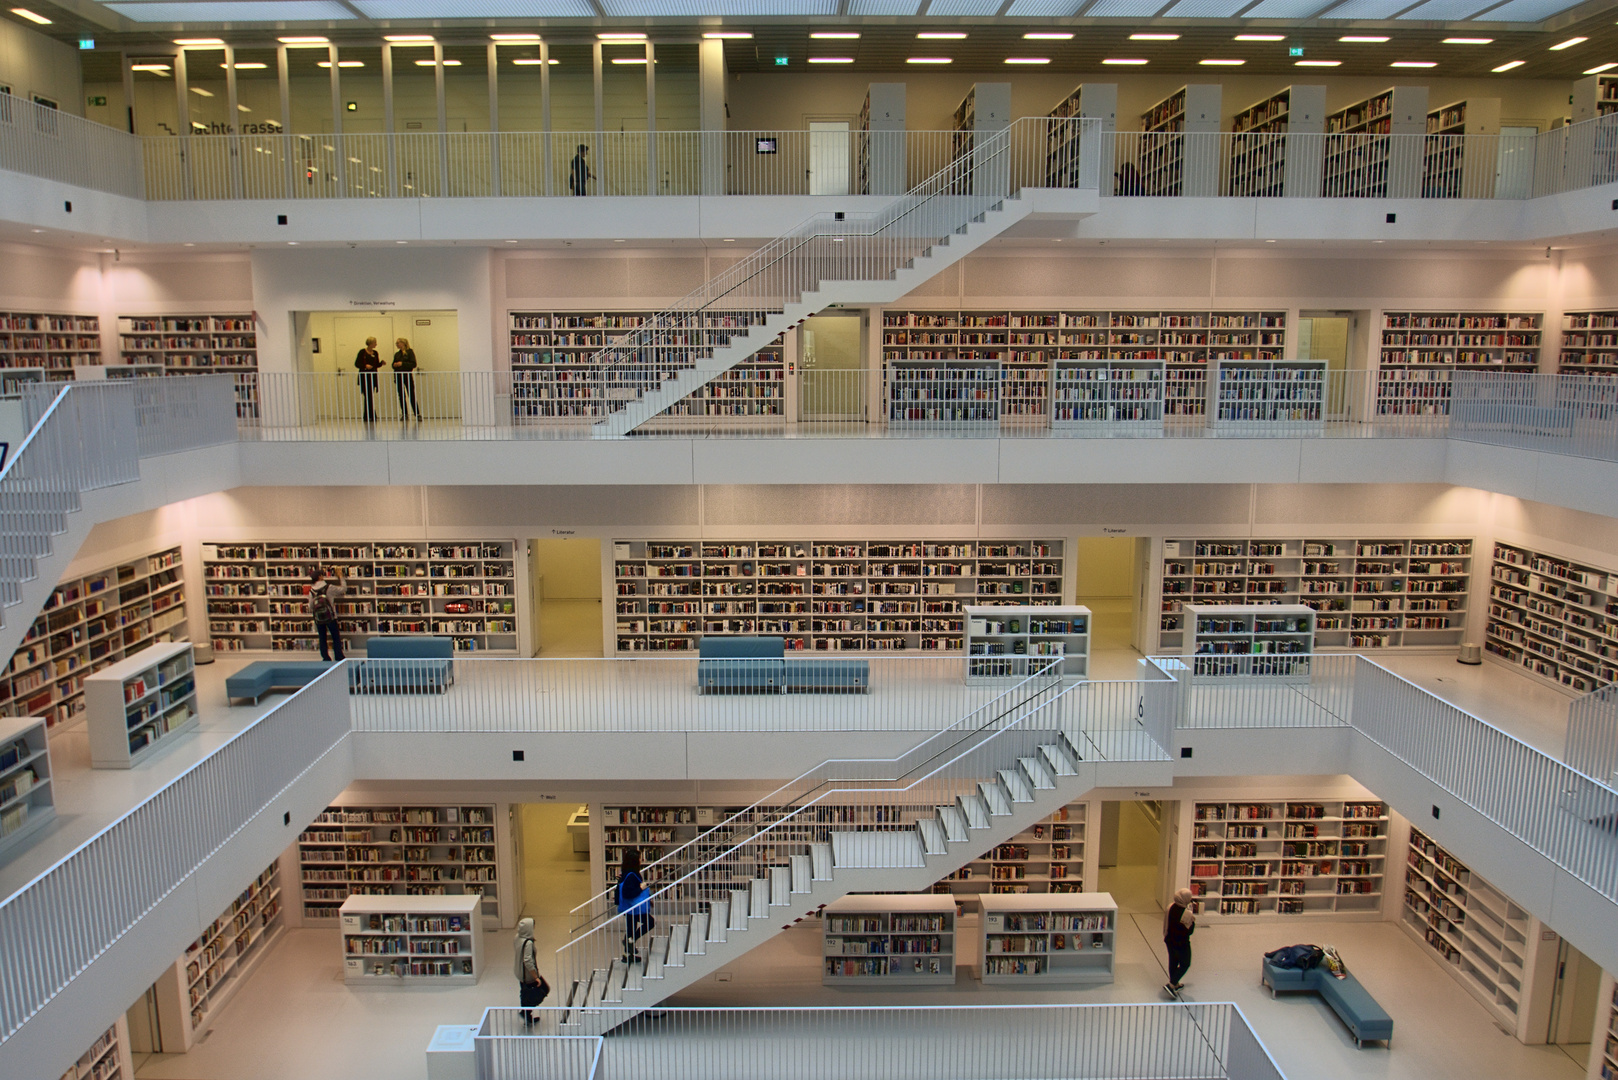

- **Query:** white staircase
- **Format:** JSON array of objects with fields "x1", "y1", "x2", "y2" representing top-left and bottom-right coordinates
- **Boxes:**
[{"x1": 593, "y1": 195, "x2": 1033, "y2": 437}]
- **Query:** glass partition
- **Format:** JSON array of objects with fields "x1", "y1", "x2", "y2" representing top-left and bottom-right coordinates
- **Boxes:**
[
  {"x1": 496, "y1": 41, "x2": 546, "y2": 195},
  {"x1": 601, "y1": 41, "x2": 647, "y2": 195},
  {"x1": 548, "y1": 43, "x2": 594, "y2": 196},
  {"x1": 336, "y1": 45, "x2": 384, "y2": 197},
  {"x1": 232, "y1": 48, "x2": 285, "y2": 198},
  {"x1": 130, "y1": 56, "x2": 179, "y2": 136},
  {"x1": 390, "y1": 43, "x2": 439, "y2": 196},
  {"x1": 286, "y1": 46, "x2": 336, "y2": 196},
  {"x1": 443, "y1": 43, "x2": 491, "y2": 196}
]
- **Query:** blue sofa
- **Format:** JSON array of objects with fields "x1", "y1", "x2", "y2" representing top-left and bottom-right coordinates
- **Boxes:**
[
  {"x1": 349, "y1": 636, "x2": 456, "y2": 694},
  {"x1": 697, "y1": 636, "x2": 869, "y2": 694},
  {"x1": 225, "y1": 660, "x2": 335, "y2": 705},
  {"x1": 1262, "y1": 958, "x2": 1393, "y2": 1048}
]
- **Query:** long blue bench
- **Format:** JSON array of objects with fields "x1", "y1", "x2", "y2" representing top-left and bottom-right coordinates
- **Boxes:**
[
  {"x1": 1262, "y1": 958, "x2": 1393, "y2": 1048},
  {"x1": 697, "y1": 636, "x2": 868, "y2": 694},
  {"x1": 225, "y1": 660, "x2": 335, "y2": 705},
  {"x1": 349, "y1": 636, "x2": 456, "y2": 694}
]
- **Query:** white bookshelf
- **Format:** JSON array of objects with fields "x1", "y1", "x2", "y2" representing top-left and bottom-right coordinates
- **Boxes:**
[
  {"x1": 1134, "y1": 85, "x2": 1220, "y2": 198},
  {"x1": 1323, "y1": 86, "x2": 1429, "y2": 198},
  {"x1": 0, "y1": 310, "x2": 100, "y2": 382},
  {"x1": 118, "y1": 314, "x2": 260, "y2": 416},
  {"x1": 1592, "y1": 974, "x2": 1618, "y2": 1080},
  {"x1": 858, "y1": 83, "x2": 905, "y2": 196},
  {"x1": 822, "y1": 894, "x2": 956, "y2": 985},
  {"x1": 340, "y1": 894, "x2": 483, "y2": 985},
  {"x1": 952, "y1": 82, "x2": 1011, "y2": 195},
  {"x1": 1208, "y1": 359, "x2": 1325, "y2": 432},
  {"x1": 1159, "y1": 537, "x2": 1472, "y2": 652},
  {"x1": 1378, "y1": 311, "x2": 1543, "y2": 418},
  {"x1": 155, "y1": 861, "x2": 284, "y2": 1050},
  {"x1": 885, "y1": 358, "x2": 1000, "y2": 428},
  {"x1": 1559, "y1": 310, "x2": 1618, "y2": 375},
  {"x1": 1046, "y1": 83, "x2": 1116, "y2": 190},
  {"x1": 1180, "y1": 603, "x2": 1314, "y2": 677},
  {"x1": 1485, "y1": 541, "x2": 1618, "y2": 694},
  {"x1": 978, "y1": 892, "x2": 1116, "y2": 984},
  {"x1": 1, "y1": 546, "x2": 186, "y2": 729},
  {"x1": 298, "y1": 803, "x2": 501, "y2": 926},
  {"x1": 1051, "y1": 359, "x2": 1164, "y2": 430},
  {"x1": 201, "y1": 540, "x2": 517, "y2": 655},
  {"x1": 611, "y1": 539, "x2": 1065, "y2": 654},
  {"x1": 1402, "y1": 827, "x2": 1533, "y2": 1032},
  {"x1": 965, "y1": 605, "x2": 1089, "y2": 680},
  {"x1": 1227, "y1": 85, "x2": 1326, "y2": 198},
  {"x1": 59, "y1": 1019, "x2": 133, "y2": 1080},
  {"x1": 933, "y1": 801, "x2": 1089, "y2": 897},
  {"x1": 1191, "y1": 799, "x2": 1386, "y2": 919},
  {"x1": 1423, "y1": 98, "x2": 1500, "y2": 199},
  {"x1": 85, "y1": 641, "x2": 197, "y2": 769},
  {"x1": 0, "y1": 716, "x2": 54, "y2": 862}
]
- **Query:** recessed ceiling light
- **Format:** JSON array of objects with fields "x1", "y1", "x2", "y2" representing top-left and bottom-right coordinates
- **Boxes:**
[
  {"x1": 237, "y1": 104, "x2": 251, "y2": 111},
  {"x1": 907, "y1": 57, "x2": 952, "y2": 64},
  {"x1": 318, "y1": 60, "x2": 365, "y2": 68},
  {"x1": 512, "y1": 59, "x2": 560, "y2": 65},
  {"x1": 1391, "y1": 60, "x2": 1436, "y2": 68},
  {"x1": 278, "y1": 36, "x2": 327, "y2": 43},
  {"x1": 397, "y1": 240, "x2": 408, "y2": 244},
  {"x1": 10, "y1": 8, "x2": 50, "y2": 24},
  {"x1": 1130, "y1": 33, "x2": 1179, "y2": 40},
  {"x1": 1199, "y1": 58, "x2": 1245, "y2": 66},
  {"x1": 1585, "y1": 62, "x2": 1618, "y2": 74},
  {"x1": 1340, "y1": 35, "x2": 1389, "y2": 42},
  {"x1": 1024, "y1": 32, "x2": 1073, "y2": 39},
  {"x1": 505, "y1": 239, "x2": 518, "y2": 243},
  {"x1": 810, "y1": 31, "x2": 859, "y2": 38},
  {"x1": 175, "y1": 37, "x2": 223, "y2": 45},
  {"x1": 722, "y1": 238, "x2": 735, "y2": 242},
  {"x1": 1004, "y1": 57, "x2": 1051, "y2": 64},
  {"x1": 184, "y1": 242, "x2": 194, "y2": 246},
  {"x1": 1235, "y1": 34, "x2": 1284, "y2": 41},
  {"x1": 1492, "y1": 59, "x2": 1525, "y2": 71},
  {"x1": 1550, "y1": 37, "x2": 1587, "y2": 50},
  {"x1": 222, "y1": 61, "x2": 268, "y2": 69},
  {"x1": 1443, "y1": 37, "x2": 1492, "y2": 44},
  {"x1": 416, "y1": 59, "x2": 461, "y2": 66},
  {"x1": 917, "y1": 31, "x2": 966, "y2": 38},
  {"x1": 131, "y1": 63, "x2": 171, "y2": 73},
  {"x1": 610, "y1": 58, "x2": 648, "y2": 64},
  {"x1": 613, "y1": 239, "x2": 625, "y2": 242},
  {"x1": 808, "y1": 56, "x2": 854, "y2": 63},
  {"x1": 287, "y1": 241, "x2": 298, "y2": 246},
  {"x1": 1296, "y1": 60, "x2": 1341, "y2": 67},
  {"x1": 1102, "y1": 58, "x2": 1148, "y2": 65},
  {"x1": 702, "y1": 31, "x2": 752, "y2": 39},
  {"x1": 597, "y1": 32, "x2": 646, "y2": 39},
  {"x1": 491, "y1": 33, "x2": 540, "y2": 41},
  {"x1": 189, "y1": 86, "x2": 213, "y2": 96},
  {"x1": 385, "y1": 34, "x2": 434, "y2": 42}
]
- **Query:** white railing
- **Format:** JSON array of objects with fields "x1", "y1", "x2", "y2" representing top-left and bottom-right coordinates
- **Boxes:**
[
  {"x1": 1450, "y1": 370, "x2": 1618, "y2": 461},
  {"x1": 0, "y1": 663, "x2": 350, "y2": 1046},
  {"x1": 1566, "y1": 682, "x2": 1618, "y2": 791},
  {"x1": 1147, "y1": 653, "x2": 1355, "y2": 730},
  {"x1": 0, "y1": 95, "x2": 143, "y2": 199},
  {"x1": 474, "y1": 1003, "x2": 1282, "y2": 1080},
  {"x1": 130, "y1": 374, "x2": 241, "y2": 456}
]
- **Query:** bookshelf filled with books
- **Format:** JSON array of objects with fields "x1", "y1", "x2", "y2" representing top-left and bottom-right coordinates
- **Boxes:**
[
  {"x1": 117, "y1": 314, "x2": 260, "y2": 415},
  {"x1": 885, "y1": 358, "x2": 1000, "y2": 428},
  {"x1": 1191, "y1": 800, "x2": 1387, "y2": 919},
  {"x1": 1208, "y1": 359, "x2": 1325, "y2": 431},
  {"x1": 978, "y1": 892, "x2": 1116, "y2": 984},
  {"x1": 340, "y1": 894, "x2": 484, "y2": 984},
  {"x1": 1484, "y1": 541, "x2": 1618, "y2": 694},
  {"x1": 154, "y1": 861, "x2": 284, "y2": 1050},
  {"x1": 201, "y1": 540, "x2": 517, "y2": 655},
  {"x1": 297, "y1": 803, "x2": 502, "y2": 926},
  {"x1": 1045, "y1": 83, "x2": 1116, "y2": 190},
  {"x1": 59, "y1": 1020, "x2": 133, "y2": 1080},
  {"x1": 822, "y1": 894, "x2": 956, "y2": 985},
  {"x1": 1422, "y1": 98, "x2": 1500, "y2": 199},
  {"x1": 600, "y1": 803, "x2": 745, "y2": 892},
  {"x1": 611, "y1": 538, "x2": 1065, "y2": 654},
  {"x1": 1132, "y1": 85, "x2": 1220, "y2": 198},
  {"x1": 1160, "y1": 537, "x2": 1472, "y2": 653},
  {"x1": 0, "y1": 310, "x2": 100, "y2": 381},
  {"x1": 858, "y1": 83, "x2": 905, "y2": 196},
  {"x1": 1558, "y1": 310, "x2": 1618, "y2": 375},
  {"x1": 0, "y1": 547, "x2": 186, "y2": 729},
  {"x1": 1052, "y1": 359, "x2": 1164, "y2": 430},
  {"x1": 1594, "y1": 977, "x2": 1618, "y2": 1080},
  {"x1": 965, "y1": 605, "x2": 1089, "y2": 680},
  {"x1": 932, "y1": 801, "x2": 1090, "y2": 897},
  {"x1": 1401, "y1": 827, "x2": 1534, "y2": 1033},
  {"x1": 1227, "y1": 86, "x2": 1326, "y2": 198},
  {"x1": 0, "y1": 716, "x2": 54, "y2": 863},
  {"x1": 1323, "y1": 87, "x2": 1428, "y2": 198},
  {"x1": 1378, "y1": 311, "x2": 1543, "y2": 418},
  {"x1": 1180, "y1": 604, "x2": 1314, "y2": 677},
  {"x1": 85, "y1": 641, "x2": 198, "y2": 769},
  {"x1": 952, "y1": 83, "x2": 1011, "y2": 195}
]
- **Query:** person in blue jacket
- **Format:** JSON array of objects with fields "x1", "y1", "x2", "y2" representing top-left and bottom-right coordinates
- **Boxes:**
[{"x1": 616, "y1": 847, "x2": 654, "y2": 965}]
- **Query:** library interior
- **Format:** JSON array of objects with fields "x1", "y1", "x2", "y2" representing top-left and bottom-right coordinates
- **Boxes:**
[{"x1": 7, "y1": 2, "x2": 1618, "y2": 1080}]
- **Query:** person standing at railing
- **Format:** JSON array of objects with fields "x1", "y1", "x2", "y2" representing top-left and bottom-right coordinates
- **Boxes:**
[
  {"x1": 354, "y1": 337, "x2": 383, "y2": 423},
  {"x1": 616, "y1": 847, "x2": 654, "y2": 965},
  {"x1": 1163, "y1": 887, "x2": 1196, "y2": 997},
  {"x1": 569, "y1": 144, "x2": 593, "y2": 196},
  {"x1": 392, "y1": 337, "x2": 423, "y2": 421},
  {"x1": 308, "y1": 567, "x2": 347, "y2": 662}
]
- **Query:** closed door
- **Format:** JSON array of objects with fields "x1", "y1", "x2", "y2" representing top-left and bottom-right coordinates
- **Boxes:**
[
  {"x1": 330, "y1": 315, "x2": 394, "y2": 421},
  {"x1": 799, "y1": 314, "x2": 863, "y2": 421},
  {"x1": 1496, "y1": 125, "x2": 1538, "y2": 200},
  {"x1": 809, "y1": 121, "x2": 850, "y2": 196}
]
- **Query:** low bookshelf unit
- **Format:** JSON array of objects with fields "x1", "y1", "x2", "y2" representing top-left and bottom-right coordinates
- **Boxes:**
[
  {"x1": 1180, "y1": 604, "x2": 1314, "y2": 677},
  {"x1": 822, "y1": 894, "x2": 957, "y2": 986},
  {"x1": 964, "y1": 605, "x2": 1089, "y2": 680},
  {"x1": 978, "y1": 892, "x2": 1116, "y2": 984},
  {"x1": 85, "y1": 641, "x2": 198, "y2": 769},
  {"x1": 339, "y1": 894, "x2": 484, "y2": 985}
]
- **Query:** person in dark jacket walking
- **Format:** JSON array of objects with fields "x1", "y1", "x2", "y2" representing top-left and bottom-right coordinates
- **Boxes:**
[
  {"x1": 616, "y1": 847, "x2": 654, "y2": 964},
  {"x1": 569, "y1": 144, "x2": 593, "y2": 196},
  {"x1": 354, "y1": 337, "x2": 382, "y2": 423},
  {"x1": 392, "y1": 336, "x2": 422, "y2": 421},
  {"x1": 1163, "y1": 886, "x2": 1196, "y2": 996}
]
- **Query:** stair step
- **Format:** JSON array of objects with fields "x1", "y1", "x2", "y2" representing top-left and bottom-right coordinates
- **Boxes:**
[
  {"x1": 750, "y1": 877, "x2": 770, "y2": 919},
  {"x1": 625, "y1": 956, "x2": 644, "y2": 994},
  {"x1": 959, "y1": 794, "x2": 990, "y2": 831},
  {"x1": 1040, "y1": 742, "x2": 1078, "y2": 776},
  {"x1": 684, "y1": 915, "x2": 706, "y2": 956},
  {"x1": 980, "y1": 781, "x2": 1013, "y2": 817},
  {"x1": 708, "y1": 901, "x2": 729, "y2": 943},
  {"x1": 810, "y1": 842, "x2": 833, "y2": 880},
  {"x1": 602, "y1": 961, "x2": 626, "y2": 1003},
  {"x1": 1018, "y1": 756, "x2": 1055, "y2": 790},
  {"x1": 645, "y1": 935, "x2": 668, "y2": 979},
  {"x1": 999, "y1": 768, "x2": 1034, "y2": 804},
  {"x1": 560, "y1": 979, "x2": 584, "y2": 1025},
  {"x1": 583, "y1": 969, "x2": 606, "y2": 1010},
  {"x1": 830, "y1": 830, "x2": 926, "y2": 868},
  {"x1": 938, "y1": 805, "x2": 968, "y2": 842},
  {"x1": 790, "y1": 854, "x2": 812, "y2": 893},
  {"x1": 770, "y1": 866, "x2": 791, "y2": 906},
  {"x1": 729, "y1": 890, "x2": 751, "y2": 930},
  {"x1": 667, "y1": 923, "x2": 689, "y2": 965},
  {"x1": 918, "y1": 816, "x2": 947, "y2": 855}
]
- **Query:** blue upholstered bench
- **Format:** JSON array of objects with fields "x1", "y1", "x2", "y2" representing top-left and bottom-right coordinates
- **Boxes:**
[
  {"x1": 783, "y1": 657, "x2": 869, "y2": 693},
  {"x1": 697, "y1": 637, "x2": 869, "y2": 694},
  {"x1": 349, "y1": 636, "x2": 456, "y2": 694},
  {"x1": 224, "y1": 660, "x2": 335, "y2": 705},
  {"x1": 1262, "y1": 959, "x2": 1393, "y2": 1048}
]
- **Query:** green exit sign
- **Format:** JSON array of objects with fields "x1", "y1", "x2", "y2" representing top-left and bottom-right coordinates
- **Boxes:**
[
  {"x1": 1289, "y1": 46, "x2": 1304, "y2": 56},
  {"x1": 774, "y1": 56, "x2": 789, "y2": 66},
  {"x1": 87, "y1": 95, "x2": 107, "y2": 106}
]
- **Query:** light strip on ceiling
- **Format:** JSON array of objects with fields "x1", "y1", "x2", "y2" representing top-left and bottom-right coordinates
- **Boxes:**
[
  {"x1": 1295, "y1": 59, "x2": 1340, "y2": 66},
  {"x1": 1024, "y1": 32, "x2": 1073, "y2": 39},
  {"x1": 1550, "y1": 37, "x2": 1588, "y2": 50},
  {"x1": 1443, "y1": 37, "x2": 1492, "y2": 44},
  {"x1": 1340, "y1": 35, "x2": 1389, "y2": 42},
  {"x1": 1200, "y1": 58, "x2": 1245, "y2": 65},
  {"x1": 1235, "y1": 34, "x2": 1283, "y2": 41},
  {"x1": 1492, "y1": 59, "x2": 1524, "y2": 71},
  {"x1": 918, "y1": 31, "x2": 965, "y2": 38},
  {"x1": 702, "y1": 32, "x2": 752, "y2": 38},
  {"x1": 1102, "y1": 58, "x2": 1148, "y2": 65},
  {"x1": 1391, "y1": 60, "x2": 1436, "y2": 67},
  {"x1": 808, "y1": 56, "x2": 854, "y2": 63},
  {"x1": 278, "y1": 36, "x2": 327, "y2": 43},
  {"x1": 9, "y1": 8, "x2": 50, "y2": 25},
  {"x1": 491, "y1": 33, "x2": 540, "y2": 41},
  {"x1": 1004, "y1": 57, "x2": 1051, "y2": 64},
  {"x1": 810, "y1": 31, "x2": 859, "y2": 38},
  {"x1": 907, "y1": 57, "x2": 953, "y2": 63},
  {"x1": 1130, "y1": 33, "x2": 1179, "y2": 40}
]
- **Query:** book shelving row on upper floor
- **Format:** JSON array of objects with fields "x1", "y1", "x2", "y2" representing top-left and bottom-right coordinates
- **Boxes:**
[{"x1": 1485, "y1": 540, "x2": 1618, "y2": 694}]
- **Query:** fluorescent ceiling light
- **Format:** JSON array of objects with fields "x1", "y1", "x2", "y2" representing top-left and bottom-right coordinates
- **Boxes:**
[
  {"x1": 1340, "y1": 35, "x2": 1389, "y2": 42},
  {"x1": 131, "y1": 63, "x2": 171, "y2": 73},
  {"x1": 1585, "y1": 62, "x2": 1618, "y2": 74},
  {"x1": 415, "y1": 58, "x2": 460, "y2": 66},
  {"x1": 279, "y1": 36, "x2": 328, "y2": 43},
  {"x1": 1005, "y1": 57, "x2": 1051, "y2": 64},
  {"x1": 10, "y1": 8, "x2": 49, "y2": 24},
  {"x1": 1234, "y1": 34, "x2": 1283, "y2": 41},
  {"x1": 222, "y1": 61, "x2": 267, "y2": 69},
  {"x1": 1130, "y1": 33, "x2": 1179, "y2": 40},
  {"x1": 1391, "y1": 60, "x2": 1435, "y2": 67},
  {"x1": 175, "y1": 37, "x2": 223, "y2": 45},
  {"x1": 808, "y1": 56, "x2": 854, "y2": 63},
  {"x1": 1492, "y1": 59, "x2": 1524, "y2": 71},
  {"x1": 597, "y1": 32, "x2": 646, "y2": 39},
  {"x1": 907, "y1": 56, "x2": 952, "y2": 63},
  {"x1": 1200, "y1": 58, "x2": 1245, "y2": 65},
  {"x1": 512, "y1": 58, "x2": 559, "y2": 65},
  {"x1": 1102, "y1": 58, "x2": 1148, "y2": 65},
  {"x1": 317, "y1": 60, "x2": 365, "y2": 67},
  {"x1": 810, "y1": 31, "x2": 859, "y2": 38},
  {"x1": 385, "y1": 34, "x2": 434, "y2": 42},
  {"x1": 1550, "y1": 37, "x2": 1587, "y2": 50},
  {"x1": 348, "y1": 156, "x2": 362, "y2": 163},
  {"x1": 1296, "y1": 59, "x2": 1340, "y2": 66},
  {"x1": 237, "y1": 103, "x2": 251, "y2": 111},
  {"x1": 1024, "y1": 32, "x2": 1073, "y2": 39},
  {"x1": 610, "y1": 57, "x2": 648, "y2": 64},
  {"x1": 1443, "y1": 37, "x2": 1492, "y2": 44},
  {"x1": 917, "y1": 31, "x2": 966, "y2": 38},
  {"x1": 491, "y1": 33, "x2": 540, "y2": 41},
  {"x1": 702, "y1": 31, "x2": 752, "y2": 38},
  {"x1": 190, "y1": 86, "x2": 213, "y2": 96}
]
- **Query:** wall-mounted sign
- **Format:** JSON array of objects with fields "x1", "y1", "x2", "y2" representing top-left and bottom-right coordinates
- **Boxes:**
[
  {"x1": 415, "y1": 318, "x2": 431, "y2": 325},
  {"x1": 756, "y1": 137, "x2": 777, "y2": 154},
  {"x1": 87, "y1": 95, "x2": 106, "y2": 106}
]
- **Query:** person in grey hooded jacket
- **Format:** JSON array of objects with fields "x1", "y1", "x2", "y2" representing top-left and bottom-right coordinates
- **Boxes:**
[{"x1": 514, "y1": 917, "x2": 547, "y2": 1023}]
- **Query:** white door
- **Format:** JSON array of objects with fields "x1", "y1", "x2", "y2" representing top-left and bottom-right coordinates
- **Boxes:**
[
  {"x1": 809, "y1": 121, "x2": 850, "y2": 196},
  {"x1": 1496, "y1": 125, "x2": 1538, "y2": 199}
]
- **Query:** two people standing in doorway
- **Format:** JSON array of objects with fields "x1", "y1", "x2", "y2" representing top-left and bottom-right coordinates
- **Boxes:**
[{"x1": 353, "y1": 334, "x2": 424, "y2": 422}]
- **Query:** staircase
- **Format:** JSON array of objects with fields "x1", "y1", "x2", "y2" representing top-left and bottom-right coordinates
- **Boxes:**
[
  {"x1": 590, "y1": 133, "x2": 1033, "y2": 437},
  {"x1": 555, "y1": 668, "x2": 1172, "y2": 1033}
]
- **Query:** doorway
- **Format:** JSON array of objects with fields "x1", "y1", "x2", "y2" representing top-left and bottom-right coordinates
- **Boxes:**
[
  {"x1": 514, "y1": 801, "x2": 593, "y2": 971},
  {"x1": 798, "y1": 313, "x2": 864, "y2": 422},
  {"x1": 809, "y1": 121, "x2": 850, "y2": 195},
  {"x1": 1075, "y1": 537, "x2": 1144, "y2": 663},
  {"x1": 1098, "y1": 799, "x2": 1165, "y2": 915},
  {"x1": 293, "y1": 309, "x2": 461, "y2": 422},
  {"x1": 529, "y1": 538, "x2": 604, "y2": 657},
  {"x1": 1297, "y1": 310, "x2": 1358, "y2": 421},
  {"x1": 1547, "y1": 939, "x2": 1602, "y2": 1069},
  {"x1": 1497, "y1": 125, "x2": 1538, "y2": 200}
]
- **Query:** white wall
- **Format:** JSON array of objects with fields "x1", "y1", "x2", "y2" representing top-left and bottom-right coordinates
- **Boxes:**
[{"x1": 0, "y1": 19, "x2": 81, "y2": 116}]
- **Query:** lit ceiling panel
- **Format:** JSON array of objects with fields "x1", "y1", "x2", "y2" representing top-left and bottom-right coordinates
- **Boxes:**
[
  {"x1": 922, "y1": 0, "x2": 1005, "y2": 12},
  {"x1": 597, "y1": 0, "x2": 836, "y2": 11},
  {"x1": 1470, "y1": 0, "x2": 1583, "y2": 18},
  {"x1": 847, "y1": 0, "x2": 922, "y2": 11},
  {"x1": 105, "y1": 0, "x2": 356, "y2": 18},
  {"x1": 1160, "y1": 0, "x2": 1254, "y2": 15},
  {"x1": 1003, "y1": 0, "x2": 1084, "y2": 12},
  {"x1": 1394, "y1": 0, "x2": 1498, "y2": 15},
  {"x1": 1239, "y1": 0, "x2": 1330, "y2": 14},
  {"x1": 353, "y1": 0, "x2": 593, "y2": 13},
  {"x1": 1080, "y1": 0, "x2": 1173, "y2": 15},
  {"x1": 1314, "y1": 0, "x2": 1416, "y2": 16}
]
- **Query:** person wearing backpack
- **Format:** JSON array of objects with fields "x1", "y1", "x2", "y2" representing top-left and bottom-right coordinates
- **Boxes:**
[
  {"x1": 514, "y1": 917, "x2": 549, "y2": 1024},
  {"x1": 616, "y1": 847, "x2": 654, "y2": 965},
  {"x1": 308, "y1": 568, "x2": 347, "y2": 661}
]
